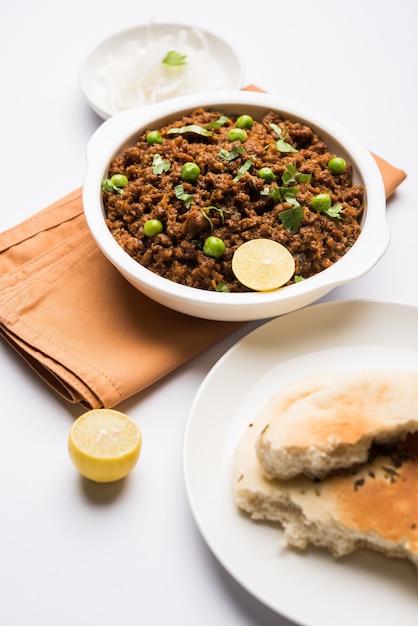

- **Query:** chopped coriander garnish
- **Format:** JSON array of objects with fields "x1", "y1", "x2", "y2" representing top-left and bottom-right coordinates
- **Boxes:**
[
  {"x1": 261, "y1": 185, "x2": 304, "y2": 232},
  {"x1": 281, "y1": 163, "x2": 312, "y2": 185},
  {"x1": 174, "y1": 184, "x2": 194, "y2": 208},
  {"x1": 167, "y1": 124, "x2": 213, "y2": 137},
  {"x1": 101, "y1": 178, "x2": 125, "y2": 194},
  {"x1": 276, "y1": 138, "x2": 298, "y2": 153},
  {"x1": 269, "y1": 122, "x2": 298, "y2": 153},
  {"x1": 219, "y1": 146, "x2": 244, "y2": 161},
  {"x1": 323, "y1": 203, "x2": 343, "y2": 219},
  {"x1": 215, "y1": 282, "x2": 230, "y2": 292},
  {"x1": 201, "y1": 206, "x2": 225, "y2": 230},
  {"x1": 279, "y1": 206, "x2": 304, "y2": 233},
  {"x1": 162, "y1": 50, "x2": 187, "y2": 66},
  {"x1": 233, "y1": 158, "x2": 253, "y2": 182},
  {"x1": 261, "y1": 185, "x2": 299, "y2": 203},
  {"x1": 152, "y1": 154, "x2": 171, "y2": 175},
  {"x1": 204, "y1": 115, "x2": 230, "y2": 129},
  {"x1": 283, "y1": 191, "x2": 302, "y2": 208},
  {"x1": 294, "y1": 275, "x2": 305, "y2": 282},
  {"x1": 312, "y1": 193, "x2": 343, "y2": 219}
]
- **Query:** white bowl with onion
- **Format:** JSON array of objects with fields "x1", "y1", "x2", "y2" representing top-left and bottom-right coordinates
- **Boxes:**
[
  {"x1": 83, "y1": 90, "x2": 389, "y2": 322},
  {"x1": 79, "y1": 22, "x2": 245, "y2": 119}
]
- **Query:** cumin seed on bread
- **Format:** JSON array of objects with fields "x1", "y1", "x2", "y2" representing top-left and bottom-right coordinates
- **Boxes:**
[{"x1": 233, "y1": 375, "x2": 418, "y2": 570}]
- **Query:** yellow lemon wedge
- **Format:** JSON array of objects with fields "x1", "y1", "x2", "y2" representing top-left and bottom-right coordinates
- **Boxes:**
[
  {"x1": 231, "y1": 239, "x2": 295, "y2": 291},
  {"x1": 68, "y1": 409, "x2": 141, "y2": 483}
]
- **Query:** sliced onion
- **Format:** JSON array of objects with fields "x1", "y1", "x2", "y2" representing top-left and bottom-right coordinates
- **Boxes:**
[{"x1": 93, "y1": 28, "x2": 228, "y2": 115}]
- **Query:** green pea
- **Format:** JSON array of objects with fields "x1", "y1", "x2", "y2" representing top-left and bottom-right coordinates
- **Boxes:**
[
  {"x1": 258, "y1": 167, "x2": 275, "y2": 182},
  {"x1": 327, "y1": 157, "x2": 346, "y2": 174},
  {"x1": 147, "y1": 130, "x2": 162, "y2": 145},
  {"x1": 236, "y1": 115, "x2": 254, "y2": 129},
  {"x1": 181, "y1": 162, "x2": 200, "y2": 182},
  {"x1": 227, "y1": 128, "x2": 248, "y2": 143},
  {"x1": 311, "y1": 193, "x2": 332, "y2": 212},
  {"x1": 143, "y1": 219, "x2": 163, "y2": 237},
  {"x1": 203, "y1": 236, "x2": 226, "y2": 259},
  {"x1": 110, "y1": 173, "x2": 128, "y2": 187}
]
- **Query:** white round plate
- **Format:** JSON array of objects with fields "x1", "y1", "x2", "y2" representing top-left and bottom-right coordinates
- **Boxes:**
[
  {"x1": 183, "y1": 300, "x2": 418, "y2": 626},
  {"x1": 80, "y1": 22, "x2": 244, "y2": 119}
]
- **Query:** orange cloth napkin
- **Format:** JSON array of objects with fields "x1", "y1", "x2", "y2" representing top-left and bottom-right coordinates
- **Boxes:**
[{"x1": 0, "y1": 87, "x2": 407, "y2": 409}]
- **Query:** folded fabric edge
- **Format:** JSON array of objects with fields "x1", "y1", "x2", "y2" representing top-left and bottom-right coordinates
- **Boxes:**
[
  {"x1": 0, "y1": 187, "x2": 83, "y2": 254},
  {"x1": 0, "y1": 325, "x2": 101, "y2": 408}
]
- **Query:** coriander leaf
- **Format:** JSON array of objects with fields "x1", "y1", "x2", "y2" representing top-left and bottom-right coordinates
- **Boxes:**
[
  {"x1": 294, "y1": 275, "x2": 305, "y2": 282},
  {"x1": 201, "y1": 206, "x2": 225, "y2": 230},
  {"x1": 279, "y1": 206, "x2": 304, "y2": 233},
  {"x1": 219, "y1": 146, "x2": 244, "y2": 161},
  {"x1": 175, "y1": 184, "x2": 194, "y2": 208},
  {"x1": 233, "y1": 158, "x2": 253, "y2": 182},
  {"x1": 204, "y1": 115, "x2": 230, "y2": 129},
  {"x1": 283, "y1": 192, "x2": 301, "y2": 208},
  {"x1": 261, "y1": 185, "x2": 299, "y2": 203},
  {"x1": 269, "y1": 123, "x2": 283, "y2": 137},
  {"x1": 281, "y1": 163, "x2": 312, "y2": 185},
  {"x1": 295, "y1": 171, "x2": 312, "y2": 184},
  {"x1": 268, "y1": 122, "x2": 298, "y2": 153},
  {"x1": 101, "y1": 178, "x2": 124, "y2": 194},
  {"x1": 260, "y1": 186, "x2": 281, "y2": 201},
  {"x1": 281, "y1": 164, "x2": 298, "y2": 185},
  {"x1": 152, "y1": 154, "x2": 171, "y2": 175},
  {"x1": 323, "y1": 203, "x2": 343, "y2": 219},
  {"x1": 215, "y1": 282, "x2": 230, "y2": 292},
  {"x1": 162, "y1": 50, "x2": 187, "y2": 66},
  {"x1": 276, "y1": 139, "x2": 298, "y2": 153},
  {"x1": 167, "y1": 124, "x2": 213, "y2": 137}
]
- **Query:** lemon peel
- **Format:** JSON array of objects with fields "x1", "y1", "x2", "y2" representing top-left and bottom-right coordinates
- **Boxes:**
[
  {"x1": 231, "y1": 239, "x2": 295, "y2": 292},
  {"x1": 68, "y1": 409, "x2": 141, "y2": 483}
]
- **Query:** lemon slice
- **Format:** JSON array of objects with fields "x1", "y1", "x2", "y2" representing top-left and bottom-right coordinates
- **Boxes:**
[
  {"x1": 68, "y1": 409, "x2": 141, "y2": 483},
  {"x1": 232, "y1": 239, "x2": 295, "y2": 291}
]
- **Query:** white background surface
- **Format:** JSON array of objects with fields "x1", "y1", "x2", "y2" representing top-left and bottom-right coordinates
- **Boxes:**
[{"x1": 0, "y1": 2, "x2": 417, "y2": 625}]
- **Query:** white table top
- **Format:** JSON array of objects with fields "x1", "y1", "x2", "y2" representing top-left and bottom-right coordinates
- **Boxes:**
[{"x1": 1, "y1": 2, "x2": 417, "y2": 625}]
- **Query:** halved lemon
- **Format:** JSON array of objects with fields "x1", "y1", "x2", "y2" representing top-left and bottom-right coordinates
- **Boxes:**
[
  {"x1": 68, "y1": 409, "x2": 141, "y2": 483},
  {"x1": 232, "y1": 239, "x2": 295, "y2": 291}
]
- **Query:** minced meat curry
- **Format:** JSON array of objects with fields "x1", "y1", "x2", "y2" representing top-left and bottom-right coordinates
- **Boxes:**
[{"x1": 103, "y1": 107, "x2": 364, "y2": 292}]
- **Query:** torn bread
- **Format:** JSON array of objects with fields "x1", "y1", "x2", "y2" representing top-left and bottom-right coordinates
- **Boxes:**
[
  {"x1": 256, "y1": 369, "x2": 418, "y2": 480},
  {"x1": 233, "y1": 381, "x2": 418, "y2": 570}
]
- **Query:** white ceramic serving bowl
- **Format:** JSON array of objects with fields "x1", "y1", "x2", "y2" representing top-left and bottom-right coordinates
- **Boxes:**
[
  {"x1": 83, "y1": 90, "x2": 389, "y2": 322},
  {"x1": 79, "y1": 22, "x2": 245, "y2": 119}
]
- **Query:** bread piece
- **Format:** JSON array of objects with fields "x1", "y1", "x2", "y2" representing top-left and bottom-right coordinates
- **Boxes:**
[
  {"x1": 233, "y1": 386, "x2": 418, "y2": 570},
  {"x1": 256, "y1": 369, "x2": 418, "y2": 480}
]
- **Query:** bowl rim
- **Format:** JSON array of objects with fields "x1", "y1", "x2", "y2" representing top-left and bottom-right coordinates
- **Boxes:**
[
  {"x1": 79, "y1": 22, "x2": 245, "y2": 120},
  {"x1": 83, "y1": 89, "x2": 389, "y2": 314}
]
